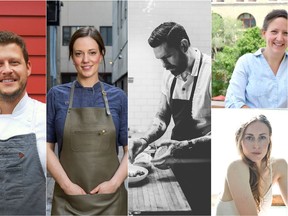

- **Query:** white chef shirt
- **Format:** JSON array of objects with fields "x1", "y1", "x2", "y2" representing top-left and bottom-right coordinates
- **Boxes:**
[{"x1": 0, "y1": 93, "x2": 46, "y2": 174}]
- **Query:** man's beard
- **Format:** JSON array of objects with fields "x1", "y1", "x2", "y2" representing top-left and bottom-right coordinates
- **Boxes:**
[
  {"x1": 0, "y1": 81, "x2": 27, "y2": 102},
  {"x1": 168, "y1": 52, "x2": 188, "y2": 77}
]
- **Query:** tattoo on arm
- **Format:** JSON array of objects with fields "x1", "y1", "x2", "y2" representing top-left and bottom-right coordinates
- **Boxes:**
[
  {"x1": 188, "y1": 132, "x2": 211, "y2": 148},
  {"x1": 142, "y1": 96, "x2": 171, "y2": 144}
]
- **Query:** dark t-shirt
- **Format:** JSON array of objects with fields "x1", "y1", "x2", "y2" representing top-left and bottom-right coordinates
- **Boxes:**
[{"x1": 47, "y1": 81, "x2": 127, "y2": 154}]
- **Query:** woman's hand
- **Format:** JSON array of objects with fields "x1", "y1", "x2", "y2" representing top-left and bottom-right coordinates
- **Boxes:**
[
  {"x1": 63, "y1": 182, "x2": 87, "y2": 195},
  {"x1": 90, "y1": 180, "x2": 118, "y2": 195}
]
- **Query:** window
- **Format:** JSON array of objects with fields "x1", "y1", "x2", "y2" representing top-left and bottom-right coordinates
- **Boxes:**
[
  {"x1": 62, "y1": 26, "x2": 93, "y2": 46},
  {"x1": 100, "y1": 26, "x2": 112, "y2": 46},
  {"x1": 238, "y1": 13, "x2": 256, "y2": 28}
]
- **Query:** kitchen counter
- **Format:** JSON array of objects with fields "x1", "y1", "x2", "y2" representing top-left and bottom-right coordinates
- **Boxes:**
[{"x1": 128, "y1": 165, "x2": 192, "y2": 215}]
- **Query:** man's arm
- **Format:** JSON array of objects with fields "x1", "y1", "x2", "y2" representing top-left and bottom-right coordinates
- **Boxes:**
[
  {"x1": 186, "y1": 131, "x2": 211, "y2": 148},
  {"x1": 141, "y1": 93, "x2": 171, "y2": 144},
  {"x1": 129, "y1": 93, "x2": 171, "y2": 162}
]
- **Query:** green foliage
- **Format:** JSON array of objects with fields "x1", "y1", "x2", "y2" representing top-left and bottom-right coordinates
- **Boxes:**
[
  {"x1": 236, "y1": 27, "x2": 266, "y2": 56},
  {"x1": 212, "y1": 13, "x2": 243, "y2": 57},
  {"x1": 212, "y1": 24, "x2": 266, "y2": 97}
]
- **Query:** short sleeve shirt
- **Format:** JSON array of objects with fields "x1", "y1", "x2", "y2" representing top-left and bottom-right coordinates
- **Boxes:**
[
  {"x1": 47, "y1": 81, "x2": 128, "y2": 154},
  {"x1": 161, "y1": 48, "x2": 211, "y2": 135}
]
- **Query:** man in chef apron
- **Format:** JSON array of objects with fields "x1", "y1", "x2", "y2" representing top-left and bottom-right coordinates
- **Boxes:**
[
  {"x1": 0, "y1": 31, "x2": 46, "y2": 215},
  {"x1": 129, "y1": 22, "x2": 211, "y2": 215}
]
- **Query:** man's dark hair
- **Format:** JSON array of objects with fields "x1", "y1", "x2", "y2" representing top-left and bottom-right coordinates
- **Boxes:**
[
  {"x1": 0, "y1": 31, "x2": 29, "y2": 64},
  {"x1": 148, "y1": 22, "x2": 190, "y2": 48}
]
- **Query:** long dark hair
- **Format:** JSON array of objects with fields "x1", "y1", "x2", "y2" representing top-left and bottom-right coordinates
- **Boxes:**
[
  {"x1": 235, "y1": 114, "x2": 272, "y2": 212},
  {"x1": 69, "y1": 27, "x2": 106, "y2": 72}
]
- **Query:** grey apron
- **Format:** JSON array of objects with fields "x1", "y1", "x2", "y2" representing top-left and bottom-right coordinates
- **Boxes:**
[
  {"x1": 51, "y1": 81, "x2": 127, "y2": 215},
  {"x1": 0, "y1": 133, "x2": 46, "y2": 215}
]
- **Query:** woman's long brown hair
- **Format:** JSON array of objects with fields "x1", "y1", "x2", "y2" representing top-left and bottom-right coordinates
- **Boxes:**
[{"x1": 235, "y1": 114, "x2": 272, "y2": 212}]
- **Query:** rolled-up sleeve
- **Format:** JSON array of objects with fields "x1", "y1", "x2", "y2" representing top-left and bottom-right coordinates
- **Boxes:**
[{"x1": 46, "y1": 88, "x2": 57, "y2": 143}]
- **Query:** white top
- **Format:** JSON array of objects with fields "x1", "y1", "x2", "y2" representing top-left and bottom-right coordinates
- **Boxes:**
[
  {"x1": 216, "y1": 163, "x2": 273, "y2": 216},
  {"x1": 0, "y1": 93, "x2": 46, "y2": 174}
]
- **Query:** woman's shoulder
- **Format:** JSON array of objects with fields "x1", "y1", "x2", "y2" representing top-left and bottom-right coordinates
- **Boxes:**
[
  {"x1": 226, "y1": 160, "x2": 250, "y2": 183},
  {"x1": 227, "y1": 160, "x2": 249, "y2": 174},
  {"x1": 102, "y1": 82, "x2": 127, "y2": 98},
  {"x1": 271, "y1": 158, "x2": 287, "y2": 176},
  {"x1": 48, "y1": 82, "x2": 72, "y2": 95}
]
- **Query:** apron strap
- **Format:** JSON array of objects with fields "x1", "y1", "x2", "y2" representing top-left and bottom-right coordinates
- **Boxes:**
[
  {"x1": 68, "y1": 81, "x2": 76, "y2": 109},
  {"x1": 189, "y1": 52, "x2": 203, "y2": 101},
  {"x1": 68, "y1": 81, "x2": 111, "y2": 115},
  {"x1": 100, "y1": 82, "x2": 111, "y2": 116}
]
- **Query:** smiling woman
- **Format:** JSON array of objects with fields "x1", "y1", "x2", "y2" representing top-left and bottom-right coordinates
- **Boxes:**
[
  {"x1": 225, "y1": 9, "x2": 288, "y2": 108},
  {"x1": 47, "y1": 27, "x2": 128, "y2": 215}
]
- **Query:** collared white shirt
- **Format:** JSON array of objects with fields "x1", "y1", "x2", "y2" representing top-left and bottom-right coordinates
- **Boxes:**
[
  {"x1": 0, "y1": 93, "x2": 46, "y2": 173},
  {"x1": 161, "y1": 47, "x2": 211, "y2": 135},
  {"x1": 225, "y1": 48, "x2": 288, "y2": 108}
]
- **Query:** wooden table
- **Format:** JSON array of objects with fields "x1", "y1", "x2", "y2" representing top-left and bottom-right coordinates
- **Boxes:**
[{"x1": 128, "y1": 166, "x2": 192, "y2": 215}]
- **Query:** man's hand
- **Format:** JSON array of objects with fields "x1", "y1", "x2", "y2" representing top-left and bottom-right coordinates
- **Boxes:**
[
  {"x1": 156, "y1": 139, "x2": 187, "y2": 153},
  {"x1": 128, "y1": 138, "x2": 148, "y2": 163},
  {"x1": 151, "y1": 140, "x2": 187, "y2": 169}
]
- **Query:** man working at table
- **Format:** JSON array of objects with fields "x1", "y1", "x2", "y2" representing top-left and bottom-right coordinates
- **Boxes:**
[{"x1": 129, "y1": 22, "x2": 211, "y2": 215}]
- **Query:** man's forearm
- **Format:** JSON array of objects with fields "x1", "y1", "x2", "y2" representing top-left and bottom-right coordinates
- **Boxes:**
[
  {"x1": 141, "y1": 117, "x2": 168, "y2": 144},
  {"x1": 187, "y1": 132, "x2": 211, "y2": 148}
]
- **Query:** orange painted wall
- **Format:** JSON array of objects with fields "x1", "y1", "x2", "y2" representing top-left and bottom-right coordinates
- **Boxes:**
[{"x1": 0, "y1": 0, "x2": 46, "y2": 103}]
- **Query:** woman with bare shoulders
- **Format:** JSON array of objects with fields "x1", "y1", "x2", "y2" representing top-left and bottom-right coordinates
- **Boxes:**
[{"x1": 216, "y1": 114, "x2": 287, "y2": 215}]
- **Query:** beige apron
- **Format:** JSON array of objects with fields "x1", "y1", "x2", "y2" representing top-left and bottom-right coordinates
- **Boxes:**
[{"x1": 51, "y1": 81, "x2": 127, "y2": 215}]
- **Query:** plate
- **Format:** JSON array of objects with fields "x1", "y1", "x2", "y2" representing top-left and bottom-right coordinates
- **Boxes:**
[{"x1": 128, "y1": 165, "x2": 148, "y2": 184}]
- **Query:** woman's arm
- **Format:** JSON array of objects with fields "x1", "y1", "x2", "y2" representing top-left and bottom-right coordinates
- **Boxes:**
[
  {"x1": 227, "y1": 160, "x2": 258, "y2": 215},
  {"x1": 90, "y1": 145, "x2": 128, "y2": 194},
  {"x1": 47, "y1": 142, "x2": 86, "y2": 195},
  {"x1": 275, "y1": 158, "x2": 288, "y2": 205}
]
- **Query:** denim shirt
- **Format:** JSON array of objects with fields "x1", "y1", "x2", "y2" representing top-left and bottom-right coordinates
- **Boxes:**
[
  {"x1": 47, "y1": 81, "x2": 128, "y2": 154},
  {"x1": 225, "y1": 48, "x2": 288, "y2": 108}
]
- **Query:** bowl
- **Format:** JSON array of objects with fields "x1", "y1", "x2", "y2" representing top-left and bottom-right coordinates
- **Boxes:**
[{"x1": 128, "y1": 165, "x2": 148, "y2": 184}]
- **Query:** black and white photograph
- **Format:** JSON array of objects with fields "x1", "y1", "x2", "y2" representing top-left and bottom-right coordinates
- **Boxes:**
[{"x1": 128, "y1": 0, "x2": 211, "y2": 215}]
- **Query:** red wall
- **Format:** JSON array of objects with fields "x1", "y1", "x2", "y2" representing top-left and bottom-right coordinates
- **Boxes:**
[{"x1": 0, "y1": 1, "x2": 46, "y2": 103}]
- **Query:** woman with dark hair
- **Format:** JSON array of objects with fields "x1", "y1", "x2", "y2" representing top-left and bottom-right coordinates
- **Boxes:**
[
  {"x1": 216, "y1": 115, "x2": 287, "y2": 215},
  {"x1": 47, "y1": 27, "x2": 127, "y2": 215},
  {"x1": 225, "y1": 9, "x2": 288, "y2": 108}
]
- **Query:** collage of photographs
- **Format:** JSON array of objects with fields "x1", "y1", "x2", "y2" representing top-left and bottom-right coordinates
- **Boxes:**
[{"x1": 0, "y1": 0, "x2": 287, "y2": 215}]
